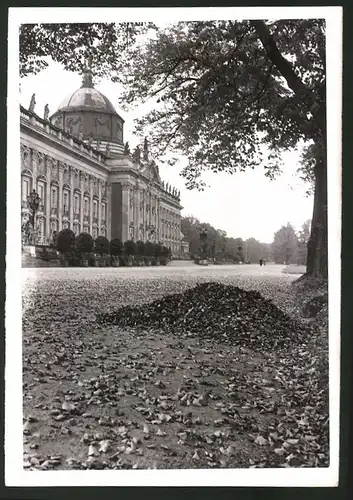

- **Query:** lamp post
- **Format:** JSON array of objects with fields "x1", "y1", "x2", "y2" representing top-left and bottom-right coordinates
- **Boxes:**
[
  {"x1": 27, "y1": 189, "x2": 41, "y2": 245},
  {"x1": 199, "y1": 227, "x2": 208, "y2": 259}
]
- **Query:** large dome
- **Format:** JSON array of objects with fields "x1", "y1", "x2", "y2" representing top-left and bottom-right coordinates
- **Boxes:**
[
  {"x1": 50, "y1": 67, "x2": 125, "y2": 156},
  {"x1": 57, "y1": 87, "x2": 117, "y2": 114}
]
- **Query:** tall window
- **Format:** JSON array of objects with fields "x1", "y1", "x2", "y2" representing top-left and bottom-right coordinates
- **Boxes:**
[
  {"x1": 101, "y1": 203, "x2": 105, "y2": 220},
  {"x1": 22, "y1": 178, "x2": 29, "y2": 201},
  {"x1": 93, "y1": 200, "x2": 98, "y2": 217},
  {"x1": 63, "y1": 192, "x2": 68, "y2": 211},
  {"x1": 74, "y1": 194, "x2": 79, "y2": 213},
  {"x1": 84, "y1": 198, "x2": 89, "y2": 216},
  {"x1": 38, "y1": 184, "x2": 44, "y2": 203},
  {"x1": 51, "y1": 187, "x2": 57, "y2": 208}
]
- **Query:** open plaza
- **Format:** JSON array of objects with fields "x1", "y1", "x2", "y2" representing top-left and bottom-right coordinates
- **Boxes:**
[{"x1": 22, "y1": 263, "x2": 329, "y2": 470}]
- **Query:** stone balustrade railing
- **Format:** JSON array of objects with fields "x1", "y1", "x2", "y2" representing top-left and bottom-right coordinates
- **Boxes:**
[{"x1": 20, "y1": 105, "x2": 106, "y2": 165}]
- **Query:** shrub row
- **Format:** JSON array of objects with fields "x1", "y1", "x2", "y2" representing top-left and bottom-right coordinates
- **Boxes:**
[{"x1": 54, "y1": 229, "x2": 172, "y2": 267}]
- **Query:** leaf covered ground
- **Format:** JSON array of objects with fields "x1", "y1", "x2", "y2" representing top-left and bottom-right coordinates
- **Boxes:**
[{"x1": 22, "y1": 266, "x2": 329, "y2": 470}]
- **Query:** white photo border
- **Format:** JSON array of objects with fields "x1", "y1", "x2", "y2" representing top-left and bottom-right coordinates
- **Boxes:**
[{"x1": 6, "y1": 6, "x2": 342, "y2": 487}]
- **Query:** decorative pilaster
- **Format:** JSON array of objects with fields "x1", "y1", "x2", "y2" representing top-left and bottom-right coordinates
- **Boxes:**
[
  {"x1": 58, "y1": 162, "x2": 64, "y2": 231},
  {"x1": 121, "y1": 182, "x2": 131, "y2": 242},
  {"x1": 31, "y1": 148, "x2": 38, "y2": 183},
  {"x1": 69, "y1": 167, "x2": 74, "y2": 228},
  {"x1": 89, "y1": 175, "x2": 94, "y2": 234},
  {"x1": 135, "y1": 183, "x2": 140, "y2": 241},
  {"x1": 156, "y1": 197, "x2": 161, "y2": 242},
  {"x1": 43, "y1": 154, "x2": 51, "y2": 243},
  {"x1": 80, "y1": 171, "x2": 85, "y2": 231},
  {"x1": 106, "y1": 184, "x2": 112, "y2": 241},
  {"x1": 98, "y1": 179, "x2": 104, "y2": 235},
  {"x1": 32, "y1": 150, "x2": 39, "y2": 190}
]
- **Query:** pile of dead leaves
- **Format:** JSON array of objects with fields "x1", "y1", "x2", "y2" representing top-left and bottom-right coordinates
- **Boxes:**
[{"x1": 97, "y1": 282, "x2": 311, "y2": 350}]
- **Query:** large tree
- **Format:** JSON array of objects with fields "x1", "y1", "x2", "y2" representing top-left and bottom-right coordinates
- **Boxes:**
[
  {"x1": 244, "y1": 237, "x2": 269, "y2": 263},
  {"x1": 119, "y1": 20, "x2": 326, "y2": 277},
  {"x1": 19, "y1": 23, "x2": 151, "y2": 79}
]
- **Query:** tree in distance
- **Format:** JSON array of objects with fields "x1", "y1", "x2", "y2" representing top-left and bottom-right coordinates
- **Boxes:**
[{"x1": 271, "y1": 223, "x2": 298, "y2": 265}]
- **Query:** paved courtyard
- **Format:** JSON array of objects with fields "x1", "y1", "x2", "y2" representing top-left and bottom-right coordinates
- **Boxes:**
[
  {"x1": 22, "y1": 263, "x2": 329, "y2": 470},
  {"x1": 22, "y1": 263, "x2": 298, "y2": 320}
]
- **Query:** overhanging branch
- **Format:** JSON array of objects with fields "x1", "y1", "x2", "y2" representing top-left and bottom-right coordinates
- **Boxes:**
[{"x1": 251, "y1": 20, "x2": 326, "y2": 133}]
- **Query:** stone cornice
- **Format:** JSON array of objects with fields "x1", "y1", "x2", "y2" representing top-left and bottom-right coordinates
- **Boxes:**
[{"x1": 109, "y1": 169, "x2": 182, "y2": 209}]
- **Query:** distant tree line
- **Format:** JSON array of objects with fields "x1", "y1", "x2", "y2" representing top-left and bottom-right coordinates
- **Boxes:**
[
  {"x1": 181, "y1": 216, "x2": 311, "y2": 265},
  {"x1": 181, "y1": 216, "x2": 271, "y2": 263}
]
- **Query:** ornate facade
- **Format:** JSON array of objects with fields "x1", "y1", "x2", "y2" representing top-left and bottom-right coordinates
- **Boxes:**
[{"x1": 20, "y1": 68, "x2": 184, "y2": 257}]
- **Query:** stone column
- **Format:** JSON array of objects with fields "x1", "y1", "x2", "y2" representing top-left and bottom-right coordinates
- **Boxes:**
[
  {"x1": 141, "y1": 189, "x2": 146, "y2": 241},
  {"x1": 147, "y1": 191, "x2": 150, "y2": 228},
  {"x1": 106, "y1": 184, "x2": 112, "y2": 241},
  {"x1": 97, "y1": 179, "x2": 102, "y2": 236},
  {"x1": 58, "y1": 162, "x2": 63, "y2": 231},
  {"x1": 45, "y1": 155, "x2": 51, "y2": 244},
  {"x1": 79, "y1": 172, "x2": 84, "y2": 232},
  {"x1": 121, "y1": 182, "x2": 130, "y2": 242},
  {"x1": 152, "y1": 193, "x2": 156, "y2": 232},
  {"x1": 31, "y1": 148, "x2": 37, "y2": 188},
  {"x1": 89, "y1": 176, "x2": 93, "y2": 235},
  {"x1": 135, "y1": 184, "x2": 140, "y2": 241},
  {"x1": 69, "y1": 167, "x2": 74, "y2": 229},
  {"x1": 129, "y1": 186, "x2": 134, "y2": 240},
  {"x1": 156, "y1": 197, "x2": 160, "y2": 242}
]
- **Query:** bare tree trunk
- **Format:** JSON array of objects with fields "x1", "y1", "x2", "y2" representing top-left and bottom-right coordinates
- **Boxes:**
[{"x1": 306, "y1": 155, "x2": 328, "y2": 278}]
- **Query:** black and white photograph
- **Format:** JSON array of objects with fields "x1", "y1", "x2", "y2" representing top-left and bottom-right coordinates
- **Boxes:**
[{"x1": 6, "y1": 6, "x2": 341, "y2": 487}]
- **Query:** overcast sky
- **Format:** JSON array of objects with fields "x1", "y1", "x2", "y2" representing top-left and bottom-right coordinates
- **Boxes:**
[{"x1": 19, "y1": 62, "x2": 313, "y2": 243}]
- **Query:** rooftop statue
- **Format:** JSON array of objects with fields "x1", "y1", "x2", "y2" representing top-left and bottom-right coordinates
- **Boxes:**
[
  {"x1": 81, "y1": 53, "x2": 94, "y2": 88},
  {"x1": 124, "y1": 142, "x2": 130, "y2": 156},
  {"x1": 106, "y1": 143, "x2": 111, "y2": 156},
  {"x1": 44, "y1": 104, "x2": 49, "y2": 121},
  {"x1": 29, "y1": 94, "x2": 36, "y2": 112},
  {"x1": 133, "y1": 145, "x2": 141, "y2": 163}
]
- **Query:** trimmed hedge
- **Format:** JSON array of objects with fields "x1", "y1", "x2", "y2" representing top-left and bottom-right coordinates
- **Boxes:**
[
  {"x1": 76, "y1": 233, "x2": 94, "y2": 255},
  {"x1": 110, "y1": 237, "x2": 123, "y2": 256},
  {"x1": 57, "y1": 228, "x2": 76, "y2": 253},
  {"x1": 95, "y1": 236, "x2": 109, "y2": 255},
  {"x1": 124, "y1": 239, "x2": 136, "y2": 256}
]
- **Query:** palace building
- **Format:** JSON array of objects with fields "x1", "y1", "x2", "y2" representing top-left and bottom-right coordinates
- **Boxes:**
[{"x1": 20, "y1": 66, "x2": 185, "y2": 257}]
